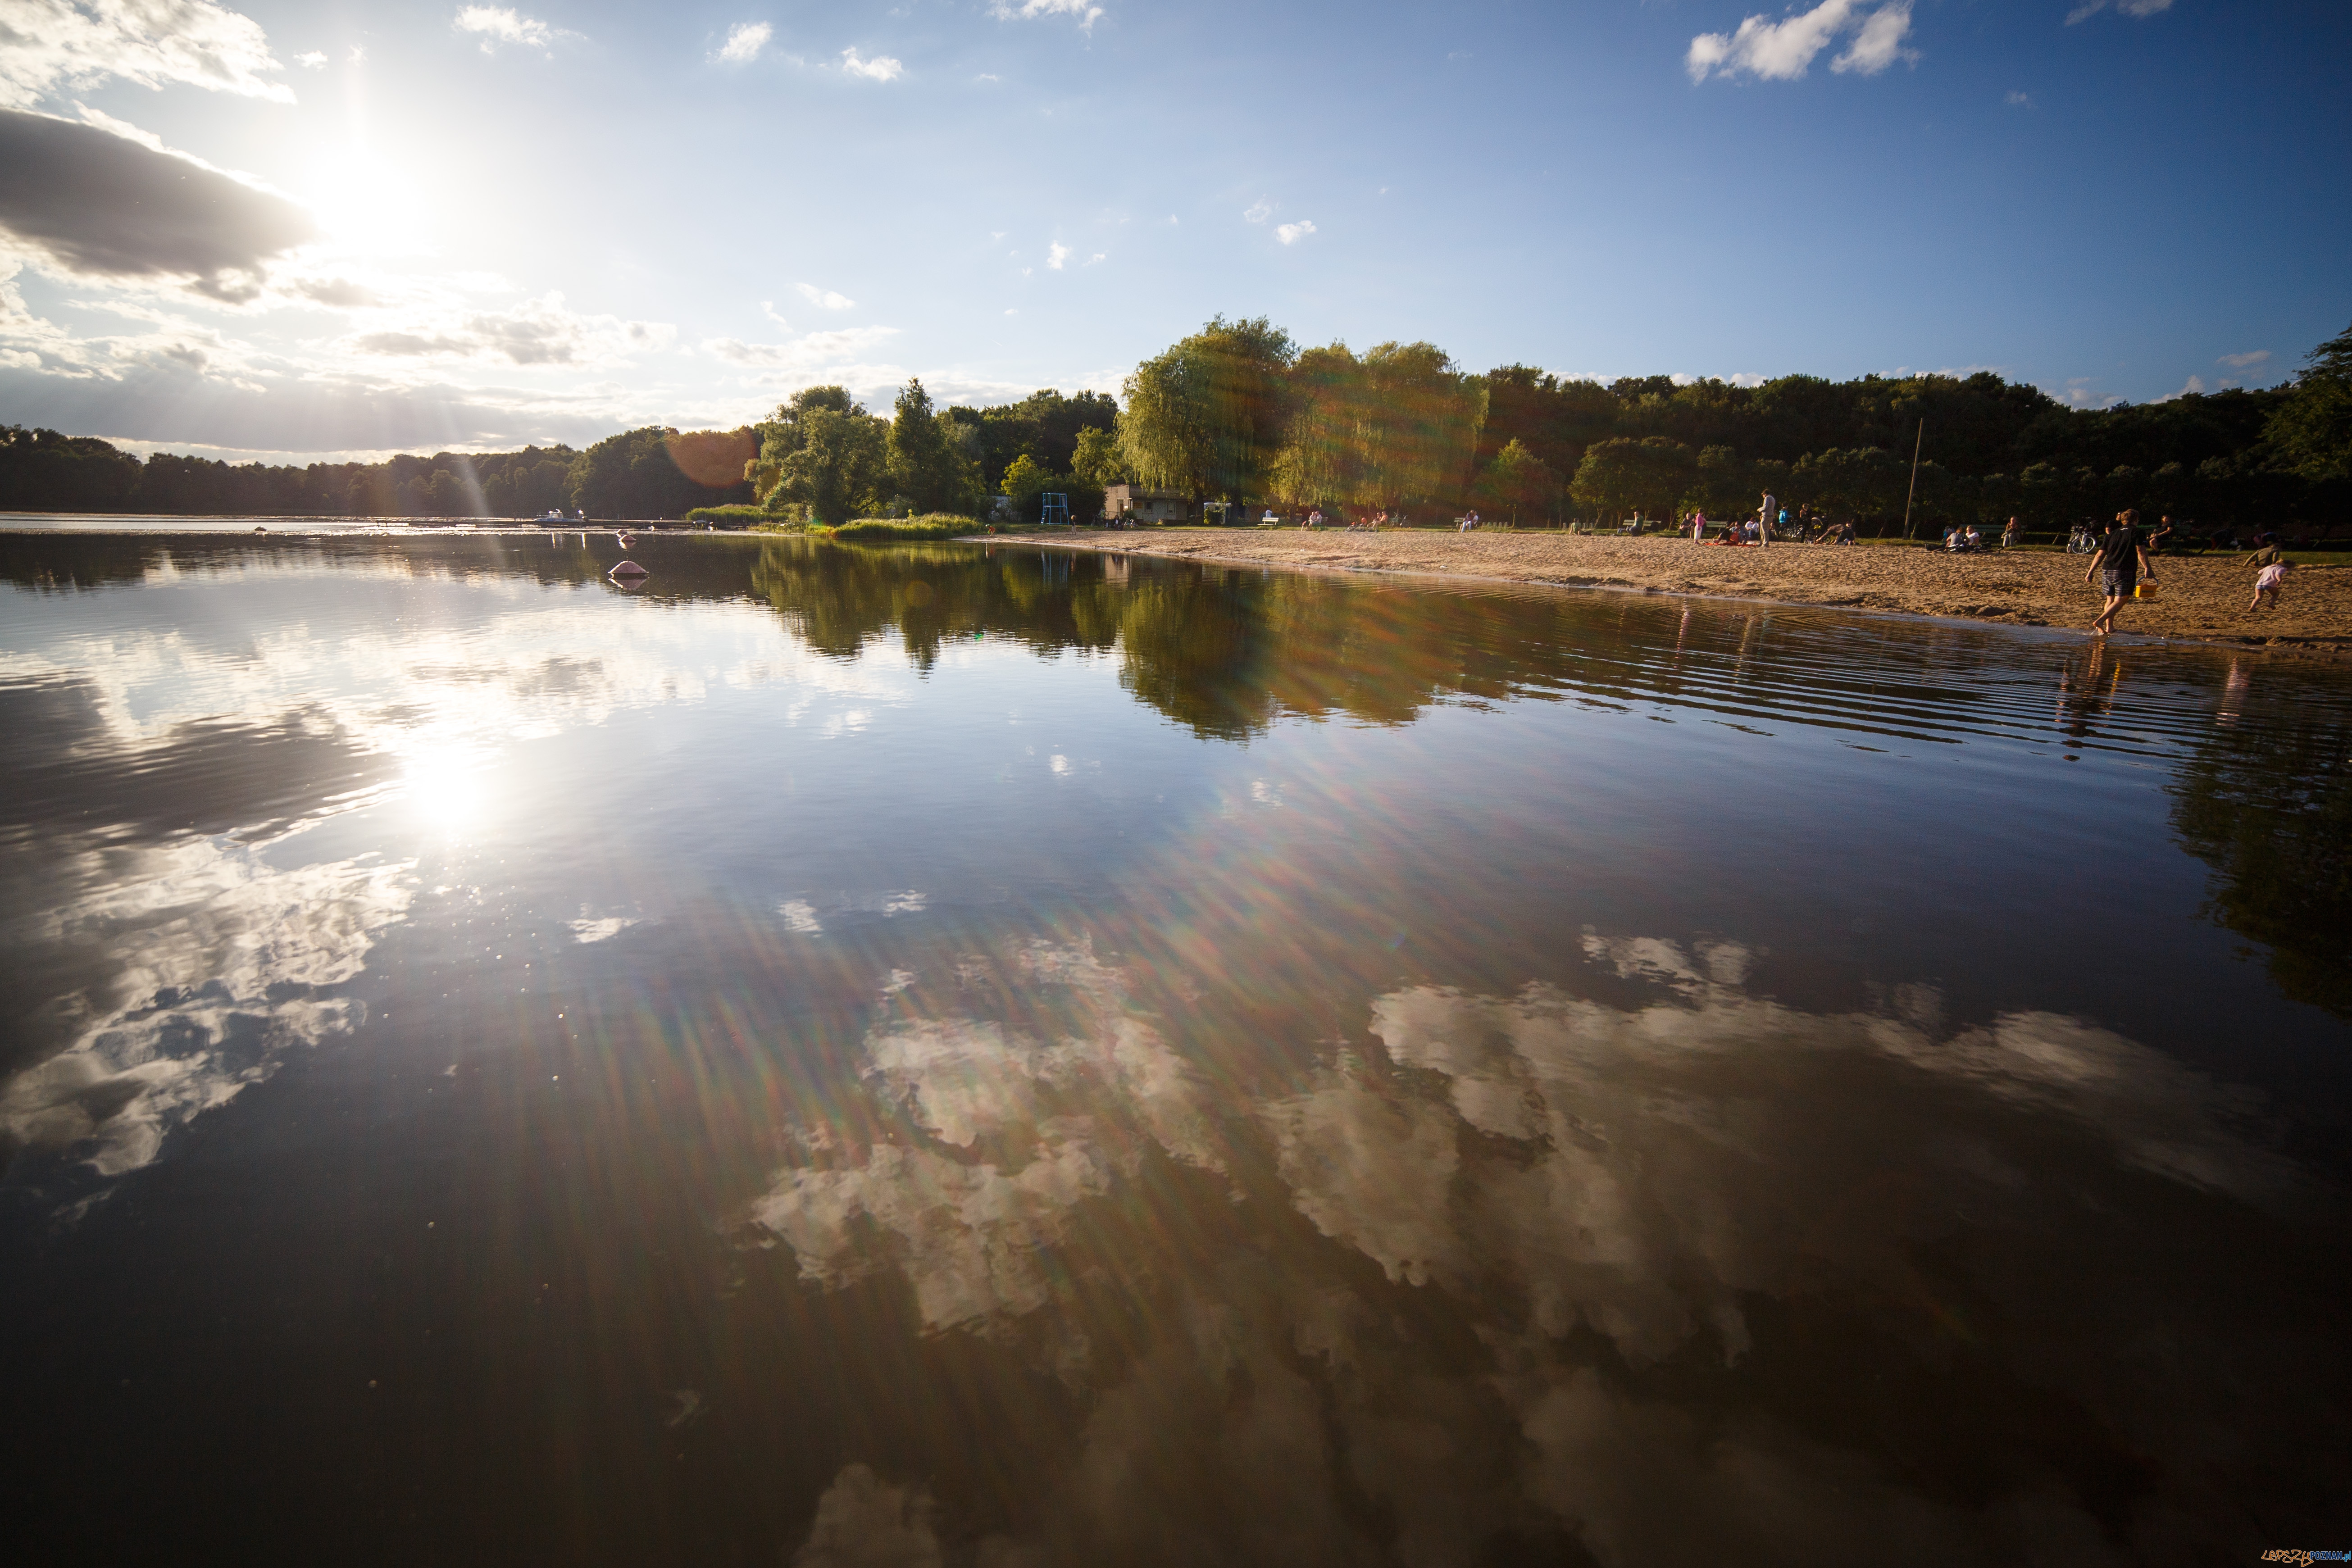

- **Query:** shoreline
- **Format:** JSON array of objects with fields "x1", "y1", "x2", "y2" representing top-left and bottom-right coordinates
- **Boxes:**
[{"x1": 993, "y1": 527, "x2": 2352, "y2": 659}]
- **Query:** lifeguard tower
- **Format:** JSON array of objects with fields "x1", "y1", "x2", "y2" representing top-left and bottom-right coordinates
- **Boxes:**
[{"x1": 1038, "y1": 493, "x2": 1071, "y2": 527}]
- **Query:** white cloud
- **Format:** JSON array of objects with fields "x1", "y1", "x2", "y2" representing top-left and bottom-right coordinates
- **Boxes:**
[
  {"x1": 795, "y1": 282, "x2": 855, "y2": 310},
  {"x1": 294, "y1": 50, "x2": 328, "y2": 70},
  {"x1": 347, "y1": 44, "x2": 366, "y2": 64},
  {"x1": 1686, "y1": 0, "x2": 1916, "y2": 83},
  {"x1": 701, "y1": 324, "x2": 900, "y2": 368},
  {"x1": 0, "y1": 0, "x2": 296, "y2": 109},
  {"x1": 976, "y1": 72, "x2": 1001, "y2": 82},
  {"x1": 2056, "y1": 376, "x2": 2126, "y2": 409},
  {"x1": 2155, "y1": 374, "x2": 2206, "y2": 403},
  {"x1": 1087, "y1": 252, "x2": 1105, "y2": 264},
  {"x1": 1046, "y1": 241, "x2": 1070, "y2": 269},
  {"x1": 452, "y1": 6, "x2": 579, "y2": 55},
  {"x1": 2006, "y1": 88, "x2": 2030, "y2": 104},
  {"x1": 1836, "y1": 1, "x2": 1915, "y2": 73},
  {"x1": 760, "y1": 299, "x2": 791, "y2": 328},
  {"x1": 840, "y1": 46, "x2": 902, "y2": 82},
  {"x1": 1274, "y1": 219, "x2": 1315, "y2": 245},
  {"x1": 714, "y1": 21, "x2": 771, "y2": 63},
  {"x1": 2067, "y1": 0, "x2": 2173, "y2": 22},
  {"x1": 991, "y1": 0, "x2": 1104, "y2": 33},
  {"x1": 1242, "y1": 197, "x2": 1272, "y2": 224},
  {"x1": 2219, "y1": 349, "x2": 2270, "y2": 369},
  {"x1": 346, "y1": 292, "x2": 675, "y2": 367}
]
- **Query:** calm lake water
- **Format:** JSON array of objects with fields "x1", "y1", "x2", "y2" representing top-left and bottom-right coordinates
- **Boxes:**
[{"x1": 2, "y1": 532, "x2": 2346, "y2": 1566}]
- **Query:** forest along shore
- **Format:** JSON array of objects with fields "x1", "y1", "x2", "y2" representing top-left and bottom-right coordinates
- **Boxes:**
[{"x1": 1027, "y1": 528, "x2": 2352, "y2": 650}]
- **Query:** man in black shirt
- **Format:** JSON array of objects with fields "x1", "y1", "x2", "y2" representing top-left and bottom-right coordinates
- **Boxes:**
[{"x1": 2085, "y1": 509, "x2": 2154, "y2": 635}]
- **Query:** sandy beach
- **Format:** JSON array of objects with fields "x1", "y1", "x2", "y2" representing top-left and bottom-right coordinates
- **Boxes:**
[{"x1": 1028, "y1": 527, "x2": 2352, "y2": 653}]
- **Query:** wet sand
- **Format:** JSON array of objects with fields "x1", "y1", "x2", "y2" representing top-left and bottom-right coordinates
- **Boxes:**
[{"x1": 1027, "y1": 528, "x2": 2352, "y2": 652}]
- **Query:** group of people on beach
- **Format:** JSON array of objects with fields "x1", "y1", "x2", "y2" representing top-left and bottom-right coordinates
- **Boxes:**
[{"x1": 1686, "y1": 492, "x2": 1854, "y2": 547}]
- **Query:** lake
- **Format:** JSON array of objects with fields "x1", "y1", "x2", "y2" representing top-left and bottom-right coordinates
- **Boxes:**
[{"x1": 2, "y1": 531, "x2": 2345, "y2": 1565}]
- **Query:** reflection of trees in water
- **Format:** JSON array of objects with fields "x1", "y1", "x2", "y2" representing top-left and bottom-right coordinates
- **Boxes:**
[
  {"x1": 748, "y1": 540, "x2": 1624, "y2": 737},
  {"x1": 2170, "y1": 708, "x2": 2352, "y2": 1018},
  {"x1": 749, "y1": 541, "x2": 1123, "y2": 672}
]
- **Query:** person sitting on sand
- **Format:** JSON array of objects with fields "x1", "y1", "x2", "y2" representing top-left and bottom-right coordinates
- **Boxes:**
[
  {"x1": 2251, "y1": 559, "x2": 2290, "y2": 612},
  {"x1": 2002, "y1": 516, "x2": 2021, "y2": 549},
  {"x1": 1964, "y1": 525, "x2": 1982, "y2": 551},
  {"x1": 2086, "y1": 510, "x2": 2153, "y2": 635}
]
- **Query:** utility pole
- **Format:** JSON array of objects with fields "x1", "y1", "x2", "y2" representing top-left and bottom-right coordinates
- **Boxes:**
[{"x1": 1900, "y1": 418, "x2": 1925, "y2": 539}]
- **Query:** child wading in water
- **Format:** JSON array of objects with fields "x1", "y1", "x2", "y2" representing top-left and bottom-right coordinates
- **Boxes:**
[{"x1": 2251, "y1": 559, "x2": 2290, "y2": 612}]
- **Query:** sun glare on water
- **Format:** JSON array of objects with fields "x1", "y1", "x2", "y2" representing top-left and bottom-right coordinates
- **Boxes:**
[{"x1": 398, "y1": 743, "x2": 497, "y2": 830}]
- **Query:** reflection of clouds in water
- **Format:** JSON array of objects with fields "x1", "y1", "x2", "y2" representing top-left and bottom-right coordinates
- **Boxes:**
[
  {"x1": 1, "y1": 839, "x2": 413, "y2": 1182},
  {"x1": 1268, "y1": 937, "x2": 2298, "y2": 1364},
  {"x1": 0, "y1": 597, "x2": 913, "y2": 792},
  {"x1": 750, "y1": 941, "x2": 1226, "y2": 1333},
  {"x1": 565, "y1": 913, "x2": 639, "y2": 943},
  {"x1": 792, "y1": 1464, "x2": 942, "y2": 1568},
  {"x1": 756, "y1": 936, "x2": 2319, "y2": 1564}
]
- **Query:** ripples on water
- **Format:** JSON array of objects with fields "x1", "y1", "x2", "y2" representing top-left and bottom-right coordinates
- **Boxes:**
[{"x1": 0, "y1": 533, "x2": 2346, "y2": 1564}]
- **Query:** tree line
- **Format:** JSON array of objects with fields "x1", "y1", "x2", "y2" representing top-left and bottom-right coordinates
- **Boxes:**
[
  {"x1": 744, "y1": 382, "x2": 1118, "y2": 525},
  {"x1": 0, "y1": 425, "x2": 759, "y2": 520},
  {"x1": 6, "y1": 316, "x2": 2347, "y2": 530},
  {"x1": 1098, "y1": 315, "x2": 2352, "y2": 536}
]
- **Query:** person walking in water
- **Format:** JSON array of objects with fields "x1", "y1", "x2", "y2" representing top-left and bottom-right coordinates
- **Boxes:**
[
  {"x1": 2086, "y1": 509, "x2": 2153, "y2": 635},
  {"x1": 1756, "y1": 491, "x2": 1776, "y2": 549}
]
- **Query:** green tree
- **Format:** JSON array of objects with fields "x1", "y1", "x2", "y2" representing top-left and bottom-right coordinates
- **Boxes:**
[
  {"x1": 777, "y1": 408, "x2": 888, "y2": 523},
  {"x1": 1119, "y1": 315, "x2": 1297, "y2": 500},
  {"x1": 1355, "y1": 341, "x2": 1486, "y2": 512},
  {"x1": 1570, "y1": 436, "x2": 1696, "y2": 521},
  {"x1": 750, "y1": 386, "x2": 860, "y2": 504},
  {"x1": 2265, "y1": 320, "x2": 2352, "y2": 482},
  {"x1": 1071, "y1": 426, "x2": 1125, "y2": 489},
  {"x1": 1470, "y1": 439, "x2": 1558, "y2": 523},
  {"x1": 1000, "y1": 453, "x2": 1051, "y2": 517},
  {"x1": 1684, "y1": 445, "x2": 1751, "y2": 518},
  {"x1": 886, "y1": 378, "x2": 983, "y2": 515}
]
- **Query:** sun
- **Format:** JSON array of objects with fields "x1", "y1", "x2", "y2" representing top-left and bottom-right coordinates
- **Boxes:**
[{"x1": 300, "y1": 145, "x2": 432, "y2": 259}]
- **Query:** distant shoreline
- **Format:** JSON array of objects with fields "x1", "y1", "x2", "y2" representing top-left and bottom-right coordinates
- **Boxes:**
[{"x1": 999, "y1": 527, "x2": 2352, "y2": 659}]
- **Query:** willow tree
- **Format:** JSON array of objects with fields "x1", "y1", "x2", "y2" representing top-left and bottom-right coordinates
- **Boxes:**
[
  {"x1": 1351, "y1": 342, "x2": 1486, "y2": 514},
  {"x1": 1268, "y1": 343, "x2": 1368, "y2": 508},
  {"x1": 1269, "y1": 340, "x2": 1484, "y2": 516},
  {"x1": 1117, "y1": 316, "x2": 1296, "y2": 500}
]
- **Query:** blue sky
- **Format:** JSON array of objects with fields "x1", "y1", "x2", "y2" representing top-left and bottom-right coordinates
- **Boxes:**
[{"x1": 0, "y1": 0, "x2": 2344, "y2": 463}]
